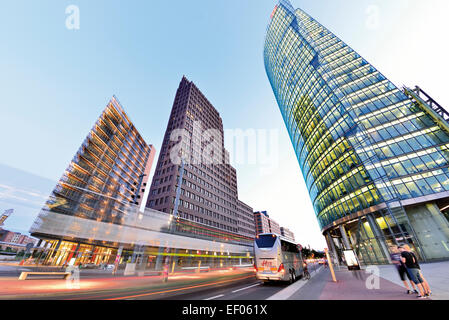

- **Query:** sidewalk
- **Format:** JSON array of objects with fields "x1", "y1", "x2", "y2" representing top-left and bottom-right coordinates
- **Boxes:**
[
  {"x1": 267, "y1": 266, "x2": 323, "y2": 300},
  {"x1": 377, "y1": 261, "x2": 449, "y2": 300},
  {"x1": 274, "y1": 267, "x2": 427, "y2": 300}
]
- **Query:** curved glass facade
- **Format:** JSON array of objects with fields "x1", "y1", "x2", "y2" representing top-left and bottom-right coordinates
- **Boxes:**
[{"x1": 264, "y1": 0, "x2": 449, "y2": 263}]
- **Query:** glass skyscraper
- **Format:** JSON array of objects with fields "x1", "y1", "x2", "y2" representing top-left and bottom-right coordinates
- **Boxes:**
[
  {"x1": 264, "y1": 0, "x2": 449, "y2": 264},
  {"x1": 30, "y1": 97, "x2": 156, "y2": 266}
]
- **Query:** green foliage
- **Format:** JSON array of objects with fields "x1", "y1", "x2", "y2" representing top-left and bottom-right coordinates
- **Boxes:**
[{"x1": 301, "y1": 248, "x2": 325, "y2": 259}]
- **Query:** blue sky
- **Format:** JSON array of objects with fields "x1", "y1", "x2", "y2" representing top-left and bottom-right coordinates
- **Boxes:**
[{"x1": 0, "y1": 0, "x2": 448, "y2": 250}]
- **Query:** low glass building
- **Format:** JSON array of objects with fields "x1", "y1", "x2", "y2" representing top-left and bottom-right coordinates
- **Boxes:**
[{"x1": 264, "y1": 0, "x2": 449, "y2": 264}]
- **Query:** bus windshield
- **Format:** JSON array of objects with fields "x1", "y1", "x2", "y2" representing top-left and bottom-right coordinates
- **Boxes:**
[{"x1": 255, "y1": 234, "x2": 277, "y2": 248}]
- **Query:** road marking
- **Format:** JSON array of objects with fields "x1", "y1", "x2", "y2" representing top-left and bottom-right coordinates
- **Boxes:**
[
  {"x1": 266, "y1": 266, "x2": 324, "y2": 300},
  {"x1": 231, "y1": 283, "x2": 261, "y2": 293},
  {"x1": 105, "y1": 274, "x2": 254, "y2": 300},
  {"x1": 204, "y1": 294, "x2": 224, "y2": 300}
]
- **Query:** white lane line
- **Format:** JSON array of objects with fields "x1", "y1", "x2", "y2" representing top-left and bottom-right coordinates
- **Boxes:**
[
  {"x1": 231, "y1": 283, "x2": 261, "y2": 293},
  {"x1": 204, "y1": 294, "x2": 224, "y2": 300},
  {"x1": 266, "y1": 266, "x2": 324, "y2": 300}
]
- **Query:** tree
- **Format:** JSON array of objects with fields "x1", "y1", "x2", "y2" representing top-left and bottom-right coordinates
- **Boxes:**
[{"x1": 301, "y1": 248, "x2": 325, "y2": 259}]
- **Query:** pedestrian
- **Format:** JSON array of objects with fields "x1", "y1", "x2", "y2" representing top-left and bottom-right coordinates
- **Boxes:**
[
  {"x1": 419, "y1": 272, "x2": 432, "y2": 297},
  {"x1": 389, "y1": 245, "x2": 418, "y2": 295},
  {"x1": 398, "y1": 244, "x2": 430, "y2": 298},
  {"x1": 402, "y1": 244, "x2": 432, "y2": 296}
]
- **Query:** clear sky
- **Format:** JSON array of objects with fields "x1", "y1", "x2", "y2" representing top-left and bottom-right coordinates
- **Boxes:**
[{"x1": 0, "y1": 0, "x2": 448, "y2": 250}]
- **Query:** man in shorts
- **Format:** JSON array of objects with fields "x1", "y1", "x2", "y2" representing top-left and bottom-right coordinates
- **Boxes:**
[
  {"x1": 389, "y1": 245, "x2": 418, "y2": 294},
  {"x1": 399, "y1": 244, "x2": 429, "y2": 298}
]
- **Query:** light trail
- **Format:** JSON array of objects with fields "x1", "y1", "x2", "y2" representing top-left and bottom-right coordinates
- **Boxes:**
[{"x1": 104, "y1": 274, "x2": 256, "y2": 300}]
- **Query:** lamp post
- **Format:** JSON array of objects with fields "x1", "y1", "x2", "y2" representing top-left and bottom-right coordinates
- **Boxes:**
[{"x1": 325, "y1": 248, "x2": 337, "y2": 282}]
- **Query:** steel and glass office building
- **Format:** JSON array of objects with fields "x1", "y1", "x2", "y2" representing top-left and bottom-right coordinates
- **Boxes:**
[
  {"x1": 146, "y1": 76, "x2": 256, "y2": 241},
  {"x1": 264, "y1": 0, "x2": 449, "y2": 264},
  {"x1": 30, "y1": 97, "x2": 156, "y2": 266},
  {"x1": 29, "y1": 93, "x2": 254, "y2": 270}
]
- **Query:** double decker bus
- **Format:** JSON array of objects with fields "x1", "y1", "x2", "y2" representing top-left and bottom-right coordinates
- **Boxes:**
[{"x1": 254, "y1": 233, "x2": 304, "y2": 283}]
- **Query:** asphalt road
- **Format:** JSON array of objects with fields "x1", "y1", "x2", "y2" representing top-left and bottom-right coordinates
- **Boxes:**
[
  {"x1": 0, "y1": 262, "x2": 320, "y2": 300},
  {"x1": 157, "y1": 278, "x2": 286, "y2": 300},
  {"x1": 161, "y1": 262, "x2": 321, "y2": 300},
  {"x1": 28, "y1": 273, "x2": 264, "y2": 300}
]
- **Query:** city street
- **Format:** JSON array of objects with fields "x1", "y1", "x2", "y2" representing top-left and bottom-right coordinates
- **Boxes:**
[
  {"x1": 0, "y1": 271, "x2": 281, "y2": 300},
  {"x1": 1, "y1": 0, "x2": 449, "y2": 309},
  {"x1": 1, "y1": 259, "x2": 448, "y2": 301},
  {"x1": 159, "y1": 262, "x2": 322, "y2": 300},
  {"x1": 0, "y1": 262, "x2": 320, "y2": 300},
  {"x1": 0, "y1": 270, "x2": 256, "y2": 300}
]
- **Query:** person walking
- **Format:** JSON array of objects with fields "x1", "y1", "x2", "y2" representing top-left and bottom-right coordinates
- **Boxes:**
[
  {"x1": 399, "y1": 244, "x2": 430, "y2": 298},
  {"x1": 389, "y1": 245, "x2": 418, "y2": 294}
]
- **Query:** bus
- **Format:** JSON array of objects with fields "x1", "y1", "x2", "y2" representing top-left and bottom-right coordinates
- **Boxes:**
[{"x1": 254, "y1": 233, "x2": 304, "y2": 283}]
